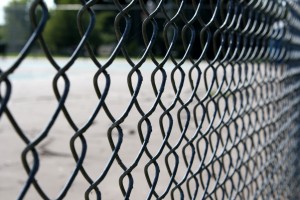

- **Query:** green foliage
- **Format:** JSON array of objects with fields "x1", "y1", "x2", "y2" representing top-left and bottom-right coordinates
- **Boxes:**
[
  {"x1": 54, "y1": 0, "x2": 80, "y2": 4},
  {"x1": 94, "y1": 12, "x2": 115, "y2": 44},
  {"x1": 9, "y1": 0, "x2": 27, "y2": 5},
  {"x1": 43, "y1": 10, "x2": 79, "y2": 52},
  {"x1": 43, "y1": 9, "x2": 116, "y2": 55},
  {"x1": 0, "y1": 26, "x2": 4, "y2": 41}
]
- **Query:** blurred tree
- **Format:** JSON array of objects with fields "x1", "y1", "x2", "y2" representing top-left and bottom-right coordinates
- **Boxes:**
[
  {"x1": 43, "y1": 0, "x2": 116, "y2": 55},
  {"x1": 0, "y1": 26, "x2": 4, "y2": 41},
  {"x1": 43, "y1": 10, "x2": 81, "y2": 53},
  {"x1": 4, "y1": 0, "x2": 30, "y2": 52},
  {"x1": 54, "y1": 0, "x2": 78, "y2": 4}
]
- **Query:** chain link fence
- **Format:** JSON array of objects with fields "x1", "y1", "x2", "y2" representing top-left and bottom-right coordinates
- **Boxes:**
[{"x1": 1, "y1": 0, "x2": 300, "y2": 199}]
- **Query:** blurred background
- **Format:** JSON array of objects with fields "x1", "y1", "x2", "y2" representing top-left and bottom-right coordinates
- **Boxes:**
[{"x1": 0, "y1": 0, "x2": 221, "y2": 59}]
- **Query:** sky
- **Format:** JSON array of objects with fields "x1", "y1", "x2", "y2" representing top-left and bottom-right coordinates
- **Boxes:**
[
  {"x1": 0, "y1": 0, "x2": 55, "y2": 25},
  {"x1": 0, "y1": 0, "x2": 10, "y2": 24}
]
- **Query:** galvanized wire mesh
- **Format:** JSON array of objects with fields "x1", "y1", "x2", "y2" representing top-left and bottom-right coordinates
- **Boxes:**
[{"x1": 1, "y1": 0, "x2": 300, "y2": 199}]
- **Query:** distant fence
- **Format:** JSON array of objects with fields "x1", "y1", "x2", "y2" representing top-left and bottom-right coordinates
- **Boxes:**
[{"x1": 1, "y1": 0, "x2": 300, "y2": 199}]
